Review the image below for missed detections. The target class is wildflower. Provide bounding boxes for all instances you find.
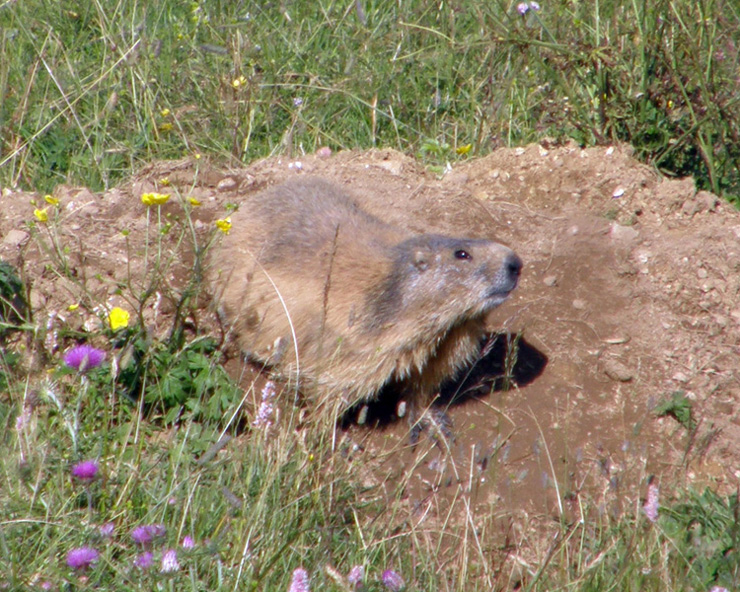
[710,587,730,592]
[159,122,174,132]
[134,551,154,570]
[108,307,130,331]
[160,108,171,117]
[131,524,166,545]
[188,197,202,207]
[348,565,364,589]
[232,75,247,89]
[141,192,171,206]
[66,547,99,570]
[159,177,170,186]
[34,208,49,223]
[194,153,202,160]
[99,522,115,538]
[293,97,304,107]
[643,481,660,522]
[530,1,541,9]
[253,381,277,429]
[160,549,180,573]
[288,568,310,592]
[456,143,472,155]
[181,535,195,549]
[215,217,232,234]
[64,344,106,372]
[71,460,99,482]
[68,303,79,311]
[15,406,31,432]
[44,195,60,206]
[516,2,529,14]
[381,570,405,591]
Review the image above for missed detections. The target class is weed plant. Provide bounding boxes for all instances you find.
[2,0,740,590]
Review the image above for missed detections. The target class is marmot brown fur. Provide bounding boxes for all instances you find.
[211,177,521,420]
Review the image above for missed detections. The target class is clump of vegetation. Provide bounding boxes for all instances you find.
[1,1,739,201]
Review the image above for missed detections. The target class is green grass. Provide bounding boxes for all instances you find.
[2,0,740,589]
[1,0,739,201]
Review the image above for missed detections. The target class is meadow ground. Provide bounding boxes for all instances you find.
[2,0,740,590]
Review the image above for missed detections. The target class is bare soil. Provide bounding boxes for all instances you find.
[2,143,739,528]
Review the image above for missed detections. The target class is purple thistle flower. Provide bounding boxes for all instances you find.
[99,522,115,538]
[181,535,195,549]
[288,567,310,592]
[66,547,99,570]
[348,565,364,589]
[131,524,166,545]
[381,570,405,591]
[63,344,106,372]
[517,2,529,15]
[643,482,660,522]
[71,460,99,482]
[160,549,180,573]
[134,551,154,570]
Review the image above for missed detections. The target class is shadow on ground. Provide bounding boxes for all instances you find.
[340,333,548,429]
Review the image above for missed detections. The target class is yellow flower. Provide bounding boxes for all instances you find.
[68,303,80,311]
[108,307,130,331]
[160,108,171,117]
[159,177,170,186]
[141,192,171,206]
[456,143,472,155]
[194,153,201,160]
[232,75,247,89]
[44,194,60,206]
[34,208,49,222]
[159,122,174,132]
[215,217,232,234]
[188,197,202,207]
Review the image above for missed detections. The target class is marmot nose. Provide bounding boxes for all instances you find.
[505,253,523,281]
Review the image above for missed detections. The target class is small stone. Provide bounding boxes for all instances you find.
[681,199,701,217]
[316,146,332,158]
[672,371,689,383]
[697,268,708,279]
[612,187,625,198]
[216,177,237,192]
[30,291,46,309]
[543,275,558,287]
[2,229,29,247]
[730,309,740,323]
[696,190,718,212]
[604,360,633,382]
[572,299,586,310]
[609,222,639,242]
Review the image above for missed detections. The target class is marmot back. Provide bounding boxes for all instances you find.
[210,177,521,418]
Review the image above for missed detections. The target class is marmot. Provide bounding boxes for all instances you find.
[211,177,521,423]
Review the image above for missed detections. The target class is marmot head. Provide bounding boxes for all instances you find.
[369,235,521,328]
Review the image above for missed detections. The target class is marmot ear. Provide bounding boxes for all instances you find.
[413,250,429,271]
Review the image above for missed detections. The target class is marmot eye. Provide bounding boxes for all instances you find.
[454,249,471,260]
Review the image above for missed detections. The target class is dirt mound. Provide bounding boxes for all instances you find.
[2,143,739,516]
